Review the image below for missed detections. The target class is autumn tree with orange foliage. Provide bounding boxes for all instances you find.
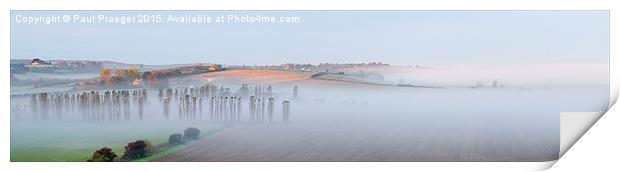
[115,69,127,78]
[100,68,112,80]
[127,66,140,80]
[100,68,113,87]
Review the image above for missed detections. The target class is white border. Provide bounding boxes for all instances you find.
[3,0,618,172]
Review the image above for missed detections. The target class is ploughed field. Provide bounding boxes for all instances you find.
[154,114,557,162]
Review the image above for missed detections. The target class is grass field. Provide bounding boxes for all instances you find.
[11,135,168,162]
[11,122,226,162]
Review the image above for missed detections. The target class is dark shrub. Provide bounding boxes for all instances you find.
[121,140,151,161]
[168,133,183,145]
[183,127,201,141]
[87,147,117,162]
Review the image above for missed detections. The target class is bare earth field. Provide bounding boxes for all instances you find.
[153,123,557,162]
[190,69,398,90]
[193,70,313,84]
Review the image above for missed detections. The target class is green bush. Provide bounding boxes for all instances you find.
[121,140,151,161]
[87,147,117,162]
[168,133,183,145]
[183,127,201,141]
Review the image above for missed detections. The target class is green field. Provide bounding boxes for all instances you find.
[11,122,225,162]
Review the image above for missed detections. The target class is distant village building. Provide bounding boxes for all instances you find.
[30,58,51,65]
[25,58,55,73]
[17,58,103,73]
[132,79,142,87]
[26,58,53,68]
[249,62,389,72]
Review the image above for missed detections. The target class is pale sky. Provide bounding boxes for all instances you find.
[11,11,609,65]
